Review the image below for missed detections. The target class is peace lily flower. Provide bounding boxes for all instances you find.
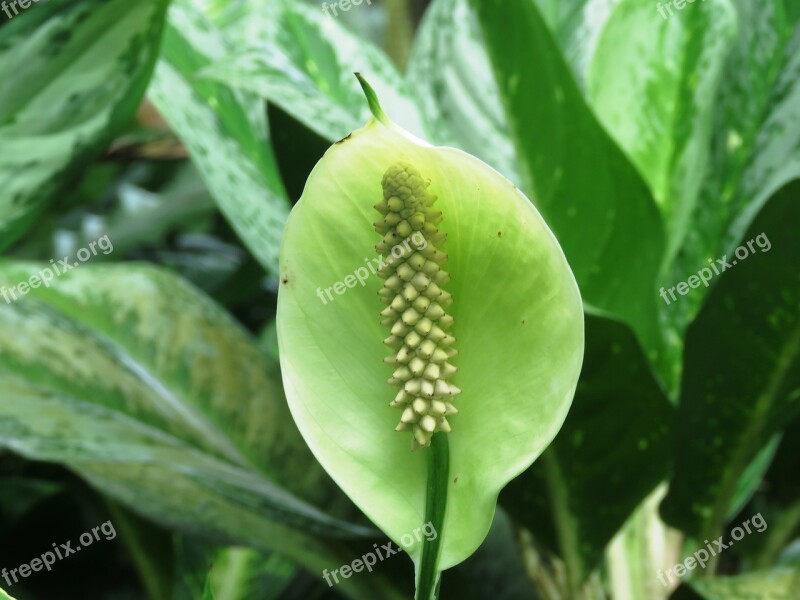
[277,76,583,595]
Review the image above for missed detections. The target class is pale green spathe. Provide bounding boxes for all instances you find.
[278,111,584,569]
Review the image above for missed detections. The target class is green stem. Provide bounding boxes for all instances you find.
[541,451,583,598]
[415,433,449,600]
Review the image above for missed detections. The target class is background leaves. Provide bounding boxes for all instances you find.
[502,313,673,589]
[0,0,169,252]
[469,0,669,384]
[0,0,799,597]
[148,0,291,276]
[0,263,402,600]
[661,179,800,541]
[198,0,429,142]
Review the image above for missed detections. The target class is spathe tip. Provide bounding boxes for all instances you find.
[354,72,390,125]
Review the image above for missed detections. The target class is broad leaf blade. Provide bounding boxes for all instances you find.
[198,0,428,142]
[666,1,800,331]
[173,537,327,600]
[469,0,669,383]
[661,179,800,540]
[586,0,736,259]
[148,0,290,276]
[0,263,399,600]
[406,0,520,183]
[533,0,615,87]
[0,0,169,252]
[605,486,679,600]
[207,548,296,600]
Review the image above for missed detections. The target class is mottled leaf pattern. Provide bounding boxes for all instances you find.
[0,0,169,251]
[0,263,397,600]
[148,0,290,276]
[198,0,428,142]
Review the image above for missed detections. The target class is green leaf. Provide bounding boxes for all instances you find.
[468,0,669,383]
[198,0,428,142]
[0,263,402,600]
[532,0,613,86]
[605,486,678,600]
[203,574,217,600]
[501,313,673,587]
[688,567,800,600]
[175,537,320,600]
[666,1,800,330]
[0,0,169,252]
[586,0,736,261]
[0,588,16,600]
[148,0,291,276]
[173,538,311,600]
[208,548,294,600]
[660,179,800,541]
[278,80,583,575]
[406,0,520,183]
[726,434,781,523]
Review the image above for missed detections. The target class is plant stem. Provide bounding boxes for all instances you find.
[541,451,583,598]
[415,432,449,600]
